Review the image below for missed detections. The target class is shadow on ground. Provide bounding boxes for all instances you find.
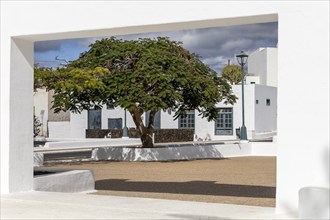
[95,179,276,198]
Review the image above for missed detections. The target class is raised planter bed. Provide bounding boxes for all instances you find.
[33,167,95,193]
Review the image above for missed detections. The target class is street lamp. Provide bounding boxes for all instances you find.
[40,110,45,137]
[122,109,129,139]
[236,51,248,141]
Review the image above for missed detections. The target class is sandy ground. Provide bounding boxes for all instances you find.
[45,156,276,207]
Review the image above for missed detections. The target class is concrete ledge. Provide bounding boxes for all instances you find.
[299,187,330,219]
[43,138,142,149]
[91,142,254,161]
[34,168,95,193]
[33,152,44,167]
[34,140,276,164]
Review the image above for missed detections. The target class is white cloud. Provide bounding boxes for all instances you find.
[34,22,277,73]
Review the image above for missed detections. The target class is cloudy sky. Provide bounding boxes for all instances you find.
[34,22,277,74]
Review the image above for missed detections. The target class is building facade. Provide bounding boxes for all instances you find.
[51,84,275,141]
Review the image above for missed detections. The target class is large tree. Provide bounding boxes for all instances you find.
[37,37,237,147]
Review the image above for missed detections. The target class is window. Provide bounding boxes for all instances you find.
[108,118,122,130]
[215,108,233,135]
[145,111,161,129]
[88,107,102,129]
[179,111,195,128]
[266,99,271,106]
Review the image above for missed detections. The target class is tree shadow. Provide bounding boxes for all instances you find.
[95,179,276,198]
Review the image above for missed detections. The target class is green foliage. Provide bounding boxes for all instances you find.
[67,37,236,119]
[221,65,244,85]
[34,65,51,90]
[36,65,109,113]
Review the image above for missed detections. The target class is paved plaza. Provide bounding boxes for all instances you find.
[45,156,276,207]
[1,156,300,219]
[1,191,297,220]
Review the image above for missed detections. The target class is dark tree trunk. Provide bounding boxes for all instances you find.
[140,129,154,148]
[129,109,156,148]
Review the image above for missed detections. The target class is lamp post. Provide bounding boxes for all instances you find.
[122,109,128,138]
[40,110,45,137]
[236,51,248,141]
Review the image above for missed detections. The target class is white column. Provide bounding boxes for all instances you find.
[276,4,329,214]
[0,38,34,193]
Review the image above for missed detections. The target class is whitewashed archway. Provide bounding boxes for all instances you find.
[1,1,328,216]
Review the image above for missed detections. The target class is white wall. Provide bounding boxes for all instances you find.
[161,111,178,129]
[266,48,278,87]
[102,107,136,129]
[276,4,329,213]
[70,111,88,138]
[48,121,71,139]
[246,75,260,85]
[52,106,179,139]
[69,107,142,138]
[66,88,272,140]
[249,48,268,85]
[33,88,48,136]
[194,112,218,141]
[1,1,329,216]
[248,48,278,87]
[254,85,277,134]
[194,84,276,141]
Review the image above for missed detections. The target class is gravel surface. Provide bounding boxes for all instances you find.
[45,156,276,207]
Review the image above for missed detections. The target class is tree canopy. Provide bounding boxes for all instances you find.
[36,37,237,147]
[221,64,243,85]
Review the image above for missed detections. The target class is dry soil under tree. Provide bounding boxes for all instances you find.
[45,156,276,207]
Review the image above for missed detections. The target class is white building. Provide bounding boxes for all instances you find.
[247,47,278,87]
[42,84,277,141]
[35,47,278,141]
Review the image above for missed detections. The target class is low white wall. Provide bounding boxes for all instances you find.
[43,138,142,150]
[250,142,277,156]
[252,131,277,139]
[33,168,95,193]
[91,141,276,162]
[33,153,44,167]
[215,143,253,157]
